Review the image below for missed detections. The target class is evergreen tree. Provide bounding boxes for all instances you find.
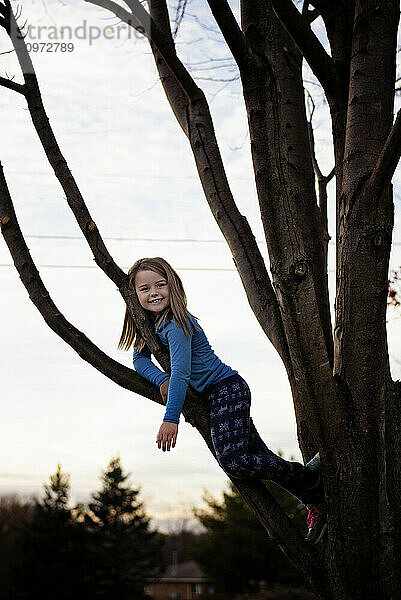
[82,455,165,599]
[190,479,307,596]
[10,464,86,600]
[0,496,33,600]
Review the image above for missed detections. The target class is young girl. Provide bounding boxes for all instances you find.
[118,257,326,544]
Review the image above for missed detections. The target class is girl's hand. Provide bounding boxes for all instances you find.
[159,378,170,405]
[156,421,178,452]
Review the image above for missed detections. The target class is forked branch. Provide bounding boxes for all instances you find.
[306,93,335,233]
[0,75,25,95]
[205,0,253,70]
[301,1,319,23]
[85,0,202,102]
[369,108,401,197]
[0,166,315,580]
[0,164,157,403]
[2,1,174,366]
[272,0,341,102]
[2,3,126,288]
[146,0,189,134]
[87,0,292,373]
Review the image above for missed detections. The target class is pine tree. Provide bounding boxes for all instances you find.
[10,464,86,600]
[190,479,309,596]
[82,455,164,599]
[0,496,33,600]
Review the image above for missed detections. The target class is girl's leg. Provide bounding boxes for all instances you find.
[209,375,322,505]
[248,417,273,456]
[249,418,323,503]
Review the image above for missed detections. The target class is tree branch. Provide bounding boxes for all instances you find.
[195,426,319,582]
[233,479,319,587]
[307,116,335,231]
[369,108,401,197]
[271,0,341,101]
[307,121,323,181]
[2,0,289,426]
[302,2,320,25]
[307,0,329,13]
[0,1,7,17]
[0,76,25,95]
[1,1,172,375]
[306,8,320,24]
[85,0,202,103]
[0,162,320,580]
[326,166,335,183]
[148,0,189,135]
[0,164,158,403]
[240,1,337,452]
[0,159,215,435]
[187,99,293,372]
[302,1,310,15]
[205,0,253,71]
[305,99,333,328]
[87,0,293,373]
[2,4,125,287]
[85,0,143,32]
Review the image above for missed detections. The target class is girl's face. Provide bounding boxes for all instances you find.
[134,269,170,315]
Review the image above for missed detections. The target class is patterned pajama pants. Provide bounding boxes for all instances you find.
[207,374,323,505]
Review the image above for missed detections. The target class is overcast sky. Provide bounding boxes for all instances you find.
[1,0,400,532]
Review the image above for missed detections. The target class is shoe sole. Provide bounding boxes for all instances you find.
[312,522,328,544]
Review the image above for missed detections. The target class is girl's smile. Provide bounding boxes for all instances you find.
[135,270,170,315]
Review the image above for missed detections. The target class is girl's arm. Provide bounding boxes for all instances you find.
[163,322,192,424]
[133,346,169,388]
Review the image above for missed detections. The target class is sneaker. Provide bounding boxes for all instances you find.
[305,504,327,544]
[306,452,321,473]
[304,453,324,504]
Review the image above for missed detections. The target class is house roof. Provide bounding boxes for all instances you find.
[147,560,210,583]
[164,560,206,579]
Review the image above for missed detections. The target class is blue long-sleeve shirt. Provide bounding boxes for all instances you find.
[132,315,237,424]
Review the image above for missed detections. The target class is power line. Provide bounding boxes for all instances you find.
[4,170,254,181]
[10,263,401,275]
[25,234,229,243]
[1,262,400,273]
[1,261,400,273]
[0,263,237,272]
[1,235,401,272]
[19,234,401,246]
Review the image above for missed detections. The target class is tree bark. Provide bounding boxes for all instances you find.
[240,1,337,459]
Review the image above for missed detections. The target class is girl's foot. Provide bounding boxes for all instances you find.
[305,451,324,504]
[306,452,321,473]
[305,503,327,544]
[305,453,326,537]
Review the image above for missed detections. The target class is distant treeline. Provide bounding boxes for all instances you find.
[0,456,314,599]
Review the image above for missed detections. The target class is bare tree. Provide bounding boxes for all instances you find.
[1,1,401,598]
[388,267,401,308]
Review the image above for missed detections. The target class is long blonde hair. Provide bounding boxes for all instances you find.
[118,257,199,351]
